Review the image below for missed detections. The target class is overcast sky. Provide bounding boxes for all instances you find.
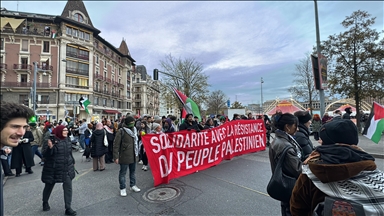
[2,1,383,105]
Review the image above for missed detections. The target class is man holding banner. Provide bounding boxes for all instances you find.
[179,114,201,132]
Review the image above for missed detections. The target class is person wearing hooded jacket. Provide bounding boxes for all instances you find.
[163,118,175,133]
[90,123,108,171]
[293,111,314,161]
[268,113,302,216]
[290,119,382,216]
[113,115,141,197]
[41,125,77,215]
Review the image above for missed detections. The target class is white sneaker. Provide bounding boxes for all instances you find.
[79,149,84,153]
[120,188,127,197]
[143,165,148,171]
[130,185,141,192]
[138,160,143,164]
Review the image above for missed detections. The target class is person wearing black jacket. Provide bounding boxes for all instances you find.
[41,125,77,215]
[293,111,314,161]
[11,125,35,176]
[90,123,108,171]
[179,114,202,131]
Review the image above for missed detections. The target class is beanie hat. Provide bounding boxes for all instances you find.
[152,123,161,130]
[124,115,135,125]
[295,111,312,124]
[29,122,37,127]
[319,119,358,145]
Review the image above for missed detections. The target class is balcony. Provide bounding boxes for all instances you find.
[1,27,45,36]
[111,92,119,97]
[66,67,89,76]
[13,64,32,71]
[118,83,124,88]
[37,64,53,71]
[94,88,103,94]
[105,78,111,83]
[65,83,89,89]
[103,90,109,95]
[112,81,118,87]
[0,63,7,70]
[0,82,53,88]
[66,51,89,60]
[94,74,104,80]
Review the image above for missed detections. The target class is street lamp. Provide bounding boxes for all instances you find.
[260,77,264,114]
[32,62,50,115]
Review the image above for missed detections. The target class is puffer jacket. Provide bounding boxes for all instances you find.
[269,129,302,179]
[294,124,314,161]
[41,136,75,184]
[90,129,108,157]
[113,126,138,165]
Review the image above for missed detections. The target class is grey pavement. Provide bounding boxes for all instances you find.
[2,133,383,216]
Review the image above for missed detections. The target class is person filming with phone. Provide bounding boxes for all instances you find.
[41,125,77,215]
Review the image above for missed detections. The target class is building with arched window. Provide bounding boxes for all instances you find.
[0,0,137,122]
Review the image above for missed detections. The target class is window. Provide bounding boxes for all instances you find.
[73,29,78,37]
[43,41,49,53]
[118,68,121,76]
[118,78,121,84]
[74,13,84,22]
[94,96,98,105]
[104,71,107,78]
[22,39,28,51]
[66,27,72,35]
[0,38,4,50]
[79,31,84,39]
[21,74,28,83]
[84,32,90,40]
[95,82,99,91]
[19,94,29,105]
[112,100,115,107]
[136,78,139,83]
[127,102,131,109]
[96,55,99,64]
[65,76,89,88]
[44,26,50,36]
[41,95,49,104]
[104,60,106,68]
[21,57,28,69]
[103,84,107,91]
[103,98,107,106]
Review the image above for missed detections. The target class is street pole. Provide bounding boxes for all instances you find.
[33,62,37,115]
[261,77,264,114]
[314,0,325,117]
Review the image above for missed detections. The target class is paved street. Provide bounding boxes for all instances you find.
[3,134,383,216]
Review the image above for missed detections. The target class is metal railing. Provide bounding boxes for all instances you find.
[66,51,89,60]
[66,67,89,76]
[65,84,89,89]
[1,82,53,88]
[0,63,7,69]
[94,74,104,80]
[13,64,32,70]
[37,65,53,71]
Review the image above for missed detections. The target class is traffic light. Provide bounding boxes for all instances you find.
[153,69,159,80]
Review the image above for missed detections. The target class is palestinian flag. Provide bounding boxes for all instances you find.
[363,102,384,144]
[79,97,91,114]
[172,87,201,121]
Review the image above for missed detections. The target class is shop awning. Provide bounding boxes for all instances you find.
[40,56,50,63]
[103,109,121,114]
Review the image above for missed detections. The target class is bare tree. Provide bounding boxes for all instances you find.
[288,54,318,115]
[159,54,210,109]
[206,90,227,115]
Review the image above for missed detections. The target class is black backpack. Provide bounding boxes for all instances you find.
[313,196,365,216]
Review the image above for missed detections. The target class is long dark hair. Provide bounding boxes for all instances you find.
[273,113,298,131]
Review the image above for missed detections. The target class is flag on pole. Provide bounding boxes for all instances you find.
[363,102,384,144]
[79,97,91,114]
[172,87,201,121]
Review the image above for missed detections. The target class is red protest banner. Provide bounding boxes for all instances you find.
[141,120,266,186]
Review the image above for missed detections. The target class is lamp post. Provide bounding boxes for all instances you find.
[261,77,264,114]
[32,62,37,114]
[314,0,325,117]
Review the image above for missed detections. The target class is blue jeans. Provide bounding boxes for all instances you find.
[79,134,85,150]
[31,145,43,160]
[119,163,136,189]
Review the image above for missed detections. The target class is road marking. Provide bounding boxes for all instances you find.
[74,168,93,181]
